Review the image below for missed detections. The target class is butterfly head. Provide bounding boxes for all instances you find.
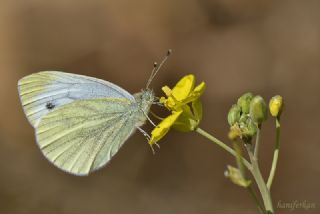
[136,88,155,111]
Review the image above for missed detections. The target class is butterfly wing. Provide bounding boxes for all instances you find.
[36,98,137,175]
[18,71,134,128]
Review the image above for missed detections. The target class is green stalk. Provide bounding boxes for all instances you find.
[232,142,246,177]
[248,186,266,214]
[195,127,251,170]
[267,118,281,189]
[234,142,266,214]
[247,143,274,213]
[254,126,261,160]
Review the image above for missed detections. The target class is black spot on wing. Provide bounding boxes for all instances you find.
[46,102,55,110]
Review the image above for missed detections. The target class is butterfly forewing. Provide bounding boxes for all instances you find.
[36,98,137,175]
[18,71,134,127]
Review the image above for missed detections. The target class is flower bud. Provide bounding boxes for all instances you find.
[239,113,249,125]
[227,104,241,126]
[241,119,257,138]
[228,125,241,140]
[237,92,253,114]
[269,95,283,117]
[250,96,267,124]
[225,165,251,188]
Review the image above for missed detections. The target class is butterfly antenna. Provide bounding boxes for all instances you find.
[146,49,172,88]
[146,62,158,88]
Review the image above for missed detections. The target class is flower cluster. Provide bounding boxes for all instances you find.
[227,93,283,142]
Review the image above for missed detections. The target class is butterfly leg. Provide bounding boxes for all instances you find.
[136,126,151,140]
[136,126,160,154]
[153,102,164,107]
[152,97,164,106]
[142,111,157,127]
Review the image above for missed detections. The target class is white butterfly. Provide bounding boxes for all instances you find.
[18,51,171,176]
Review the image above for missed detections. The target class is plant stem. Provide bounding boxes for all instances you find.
[254,126,261,160]
[195,127,252,171]
[246,145,274,213]
[248,186,266,214]
[267,118,281,189]
[232,142,266,213]
[232,142,246,177]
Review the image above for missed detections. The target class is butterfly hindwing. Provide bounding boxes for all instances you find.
[18,71,134,128]
[36,98,137,175]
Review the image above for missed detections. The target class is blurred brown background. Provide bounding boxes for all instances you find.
[1,0,319,213]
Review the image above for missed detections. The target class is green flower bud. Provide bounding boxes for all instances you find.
[269,95,283,117]
[237,92,253,114]
[237,115,257,143]
[250,96,267,124]
[241,119,257,138]
[227,104,241,126]
[239,113,249,125]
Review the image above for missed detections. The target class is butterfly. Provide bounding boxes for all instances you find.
[18,50,171,176]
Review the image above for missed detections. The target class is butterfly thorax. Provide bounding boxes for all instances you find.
[133,89,154,126]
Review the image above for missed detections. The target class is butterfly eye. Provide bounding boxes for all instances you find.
[46,102,55,110]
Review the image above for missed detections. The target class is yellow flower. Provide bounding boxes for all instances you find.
[160,74,206,111]
[148,74,206,146]
[160,74,205,132]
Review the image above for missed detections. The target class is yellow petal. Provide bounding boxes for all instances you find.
[148,111,182,145]
[193,81,206,96]
[189,82,206,100]
[180,81,206,105]
[171,74,195,101]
